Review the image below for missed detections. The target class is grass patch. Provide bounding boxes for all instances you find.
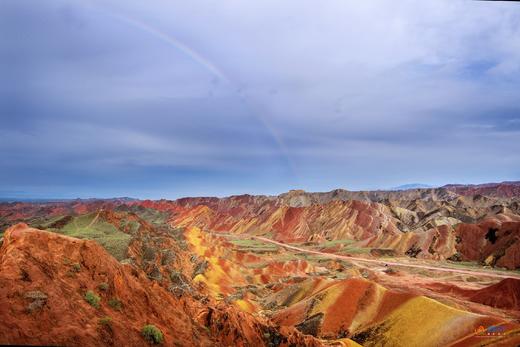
[443,260,520,274]
[99,316,112,326]
[108,298,122,311]
[119,219,141,234]
[117,205,170,226]
[317,239,357,248]
[338,247,371,255]
[272,253,300,262]
[85,290,101,309]
[238,246,278,253]
[74,213,98,228]
[300,254,332,262]
[229,239,265,247]
[229,238,279,253]
[58,215,131,261]
[445,260,481,268]
[246,262,270,269]
[142,324,164,344]
[37,215,67,228]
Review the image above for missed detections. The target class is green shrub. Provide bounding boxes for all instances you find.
[108,298,122,311]
[142,324,164,344]
[71,263,81,272]
[84,290,101,309]
[99,316,112,326]
[98,282,109,291]
[142,245,156,262]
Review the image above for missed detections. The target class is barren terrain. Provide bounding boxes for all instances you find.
[1,181,519,346]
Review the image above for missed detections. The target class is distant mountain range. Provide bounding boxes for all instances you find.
[1,179,520,346]
[391,183,435,190]
[0,197,138,203]
[2,181,519,201]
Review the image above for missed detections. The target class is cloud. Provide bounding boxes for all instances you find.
[1,0,519,197]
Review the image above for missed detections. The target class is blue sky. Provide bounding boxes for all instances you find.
[1,0,520,199]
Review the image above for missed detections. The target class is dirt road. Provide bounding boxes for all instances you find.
[253,236,520,280]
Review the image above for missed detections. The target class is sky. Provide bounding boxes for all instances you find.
[1,0,520,199]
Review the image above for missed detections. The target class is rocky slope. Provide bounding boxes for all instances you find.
[1,181,520,346]
[1,182,519,270]
[165,185,520,269]
[269,277,520,346]
[444,181,520,199]
[0,223,323,347]
[426,278,520,312]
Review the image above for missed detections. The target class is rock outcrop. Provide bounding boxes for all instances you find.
[0,224,323,347]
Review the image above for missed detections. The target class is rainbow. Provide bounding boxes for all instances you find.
[112,14,229,84]
[93,6,298,181]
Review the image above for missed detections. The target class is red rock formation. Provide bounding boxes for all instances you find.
[0,224,323,347]
[1,181,519,270]
[0,223,214,346]
[425,278,520,312]
[172,199,401,243]
[468,278,520,311]
[455,220,520,269]
[444,181,520,198]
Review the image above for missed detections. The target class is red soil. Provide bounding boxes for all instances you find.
[456,220,520,269]
[271,278,422,339]
[468,278,520,311]
[0,224,206,346]
[424,277,520,312]
[0,224,323,347]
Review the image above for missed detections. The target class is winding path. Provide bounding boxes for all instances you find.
[253,236,520,280]
[86,209,102,228]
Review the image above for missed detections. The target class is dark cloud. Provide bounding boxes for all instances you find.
[1,0,519,198]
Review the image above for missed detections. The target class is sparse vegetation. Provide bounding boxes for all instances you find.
[117,205,169,226]
[84,290,101,309]
[98,282,109,291]
[57,213,132,261]
[26,299,46,313]
[99,316,112,326]
[160,249,175,265]
[108,298,122,311]
[24,291,48,300]
[316,239,357,248]
[192,259,209,278]
[169,270,186,284]
[142,324,164,344]
[338,247,370,255]
[24,290,48,313]
[29,215,69,230]
[71,263,81,272]
[142,245,156,262]
[119,219,141,234]
[148,265,163,281]
[299,253,331,262]
[229,238,279,253]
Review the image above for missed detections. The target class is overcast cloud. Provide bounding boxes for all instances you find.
[1,0,519,198]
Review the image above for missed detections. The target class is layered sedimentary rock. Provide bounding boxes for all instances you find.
[0,224,322,347]
[1,183,520,346]
[2,182,519,269]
